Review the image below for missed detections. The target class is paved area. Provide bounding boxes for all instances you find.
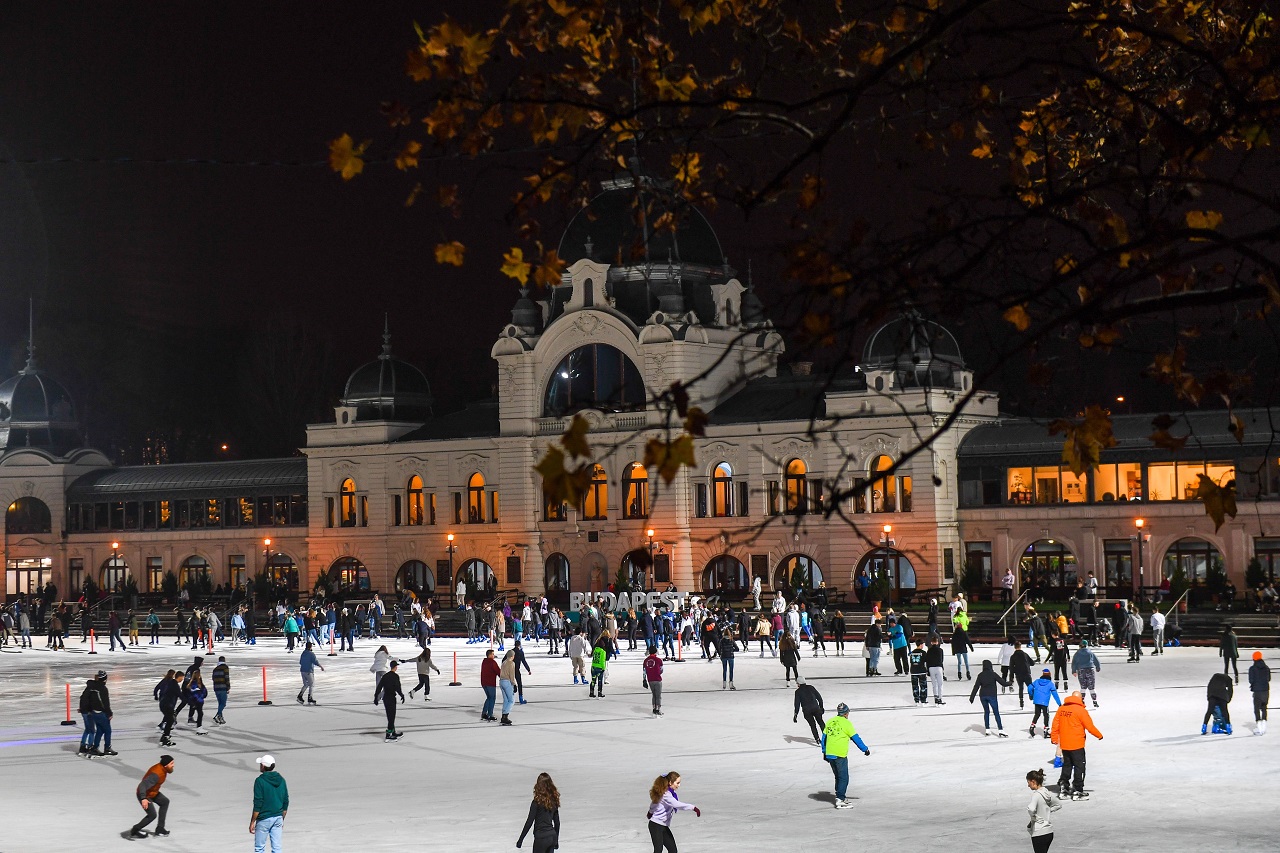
[0,633,1274,851]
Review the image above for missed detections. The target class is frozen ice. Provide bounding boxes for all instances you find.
[1,635,1273,851]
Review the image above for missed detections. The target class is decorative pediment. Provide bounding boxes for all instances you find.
[771,438,813,470]
[858,434,904,466]
[455,454,491,482]
[329,460,359,488]
[394,457,429,481]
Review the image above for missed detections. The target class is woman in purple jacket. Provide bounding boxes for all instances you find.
[646,771,699,853]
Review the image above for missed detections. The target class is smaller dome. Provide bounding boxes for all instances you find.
[0,362,81,454]
[341,324,432,423]
[862,313,964,389]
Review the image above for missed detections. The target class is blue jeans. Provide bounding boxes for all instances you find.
[956,652,970,676]
[980,695,1003,730]
[91,711,111,749]
[721,657,735,682]
[215,688,228,717]
[500,679,515,714]
[827,755,849,800]
[482,685,496,717]
[80,712,96,749]
[253,814,284,853]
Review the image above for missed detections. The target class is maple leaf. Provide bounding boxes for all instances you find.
[1185,210,1224,231]
[533,248,566,288]
[328,134,368,181]
[684,406,709,438]
[1148,413,1188,451]
[1049,405,1116,476]
[500,247,532,284]
[395,140,422,171]
[457,31,495,75]
[672,151,701,186]
[434,241,466,266]
[405,47,432,82]
[1002,305,1031,331]
[643,435,697,485]
[560,414,591,460]
[535,445,593,508]
[1194,474,1237,531]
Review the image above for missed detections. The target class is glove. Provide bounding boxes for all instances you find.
[863,749,871,756]
[693,807,701,817]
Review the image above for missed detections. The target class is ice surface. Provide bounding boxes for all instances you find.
[1,635,1274,851]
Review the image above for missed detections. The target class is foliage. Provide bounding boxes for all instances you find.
[1195,475,1238,531]
[960,555,985,597]
[613,565,632,593]
[161,570,178,596]
[82,575,99,600]
[252,570,272,599]
[123,575,138,598]
[1168,564,1190,605]
[1246,557,1267,590]
[868,572,893,606]
[184,570,213,597]
[1205,558,1228,595]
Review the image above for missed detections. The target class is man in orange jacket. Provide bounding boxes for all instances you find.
[1051,691,1103,800]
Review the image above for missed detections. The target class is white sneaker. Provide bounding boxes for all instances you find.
[834,799,855,809]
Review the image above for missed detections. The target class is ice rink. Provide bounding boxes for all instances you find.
[1,631,1274,852]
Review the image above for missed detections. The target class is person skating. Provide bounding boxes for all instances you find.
[1203,671,1234,734]
[1248,651,1270,735]
[888,617,909,674]
[1050,691,1103,799]
[755,612,774,657]
[951,624,974,680]
[1028,669,1062,738]
[926,636,947,704]
[908,640,929,704]
[480,648,500,721]
[832,610,847,655]
[1125,607,1143,662]
[77,678,98,756]
[864,620,882,676]
[130,754,175,838]
[998,638,1016,691]
[568,629,590,685]
[1027,608,1047,663]
[643,644,665,715]
[589,635,608,698]
[1025,768,1062,853]
[1050,632,1071,690]
[793,676,825,743]
[155,670,182,746]
[146,609,161,645]
[85,669,117,756]
[374,659,406,739]
[646,772,699,852]
[128,609,141,646]
[187,670,209,734]
[249,754,288,853]
[516,772,561,852]
[1150,608,1166,655]
[513,639,532,703]
[407,648,440,700]
[821,703,871,809]
[1070,640,1102,708]
[297,642,323,705]
[177,656,204,724]
[969,660,1011,736]
[719,629,739,689]
[1220,625,1240,683]
[212,656,230,725]
[779,632,801,685]
[498,650,518,724]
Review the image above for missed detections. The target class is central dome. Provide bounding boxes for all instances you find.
[0,360,81,454]
[341,326,432,423]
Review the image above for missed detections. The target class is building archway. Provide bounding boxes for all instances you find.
[1019,539,1077,601]
[266,553,298,591]
[178,555,211,593]
[702,555,748,592]
[1161,537,1222,605]
[6,497,51,534]
[545,553,570,605]
[621,548,652,590]
[395,559,435,596]
[776,554,824,592]
[855,548,917,603]
[100,555,129,593]
[328,557,369,592]
[457,558,496,599]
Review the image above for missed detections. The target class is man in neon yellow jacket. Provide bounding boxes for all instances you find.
[821,703,870,810]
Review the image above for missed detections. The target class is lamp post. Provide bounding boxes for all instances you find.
[880,524,894,603]
[261,538,272,596]
[646,528,657,591]
[446,533,457,606]
[1134,518,1145,602]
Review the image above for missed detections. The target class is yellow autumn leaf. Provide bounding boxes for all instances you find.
[1002,305,1031,331]
[328,134,368,181]
[1185,210,1223,230]
[643,435,697,485]
[672,151,701,186]
[434,241,466,266]
[500,247,532,284]
[533,248,566,288]
[534,445,593,508]
[395,140,422,171]
[560,414,592,459]
[1049,405,1116,476]
[1195,474,1237,531]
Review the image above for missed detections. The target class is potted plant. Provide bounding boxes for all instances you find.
[161,570,178,601]
[960,555,985,602]
[868,572,892,611]
[123,575,139,609]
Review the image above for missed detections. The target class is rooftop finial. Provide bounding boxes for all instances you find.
[380,314,392,359]
[22,296,36,373]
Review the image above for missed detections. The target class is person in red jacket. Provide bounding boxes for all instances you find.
[480,649,501,722]
[1050,692,1103,800]
[131,754,175,838]
[644,645,664,716]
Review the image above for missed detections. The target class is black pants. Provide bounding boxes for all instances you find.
[1223,656,1239,678]
[1203,699,1230,725]
[531,831,557,853]
[893,647,909,674]
[803,709,825,742]
[1032,704,1051,728]
[783,663,798,681]
[1031,833,1054,853]
[1255,691,1269,721]
[514,668,525,698]
[911,673,928,702]
[1128,634,1142,659]
[191,704,203,727]
[150,625,160,642]
[648,821,677,853]
[1016,678,1032,704]
[1053,657,1068,683]
[1059,748,1086,793]
[384,699,398,733]
[133,792,168,833]
[833,632,844,653]
[160,703,176,739]
[411,674,431,696]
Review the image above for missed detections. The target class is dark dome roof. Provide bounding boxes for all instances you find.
[0,360,81,454]
[341,327,432,423]
[557,176,725,270]
[862,313,964,369]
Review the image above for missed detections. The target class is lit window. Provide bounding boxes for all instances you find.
[543,344,645,417]
[468,473,486,523]
[340,478,357,527]
[407,476,425,526]
[623,462,648,519]
[712,462,734,517]
[870,455,896,512]
[582,465,608,520]
[785,459,807,514]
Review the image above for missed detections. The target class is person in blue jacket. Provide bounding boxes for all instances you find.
[888,618,909,675]
[1028,668,1062,738]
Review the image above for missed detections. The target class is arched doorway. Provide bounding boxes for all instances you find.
[545,553,570,605]
[1019,540,1077,601]
[395,560,435,596]
[266,553,299,591]
[179,556,210,594]
[100,555,129,593]
[457,558,496,599]
[856,548,917,604]
[328,557,369,592]
[776,554,824,593]
[702,555,748,592]
[621,548,652,590]
[6,497,51,534]
[1162,537,1222,606]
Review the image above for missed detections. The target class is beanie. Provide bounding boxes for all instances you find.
[1254,651,1264,661]
[160,754,174,766]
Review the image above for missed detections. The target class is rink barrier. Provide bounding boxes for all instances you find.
[328,633,337,657]
[258,665,272,705]
[60,683,77,726]
[448,651,461,686]
[673,635,685,662]
[88,628,97,655]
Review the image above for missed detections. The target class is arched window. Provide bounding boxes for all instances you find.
[870,455,897,513]
[407,476,425,526]
[266,553,298,590]
[1162,537,1221,585]
[855,548,916,603]
[621,548,654,589]
[784,459,807,514]
[101,555,129,592]
[468,473,486,523]
[702,555,748,592]
[179,556,211,591]
[328,557,369,592]
[543,343,645,417]
[545,553,571,594]
[582,464,608,520]
[396,560,435,594]
[777,554,824,591]
[6,497,51,534]
[623,462,648,519]
[458,559,496,597]
[340,478,357,527]
[712,462,734,517]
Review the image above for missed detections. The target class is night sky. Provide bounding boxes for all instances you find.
[0,4,1252,464]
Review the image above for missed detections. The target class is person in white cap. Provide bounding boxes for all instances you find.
[250,754,288,853]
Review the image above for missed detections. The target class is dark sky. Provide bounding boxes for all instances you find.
[0,4,1252,463]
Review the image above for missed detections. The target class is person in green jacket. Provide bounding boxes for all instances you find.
[589,637,608,698]
[250,754,288,853]
[820,703,871,810]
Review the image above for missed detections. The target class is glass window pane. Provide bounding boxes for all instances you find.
[1147,462,1175,501]
[1008,467,1032,503]
[1033,467,1059,503]
[1060,468,1086,503]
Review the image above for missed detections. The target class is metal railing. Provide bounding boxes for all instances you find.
[1166,588,1191,627]
[998,591,1029,638]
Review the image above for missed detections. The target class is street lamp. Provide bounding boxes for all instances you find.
[646,528,657,590]
[446,533,457,606]
[262,538,273,593]
[879,524,894,602]
[1134,518,1145,601]
[110,541,121,596]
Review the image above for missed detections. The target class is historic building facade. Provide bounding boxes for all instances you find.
[4,178,1277,605]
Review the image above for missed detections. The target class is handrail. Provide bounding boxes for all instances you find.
[1166,588,1191,627]
[998,591,1029,638]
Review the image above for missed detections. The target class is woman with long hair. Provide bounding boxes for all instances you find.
[832,610,846,656]
[779,632,801,685]
[499,649,517,725]
[1025,768,1061,852]
[516,772,561,852]
[408,647,440,700]
[647,771,699,853]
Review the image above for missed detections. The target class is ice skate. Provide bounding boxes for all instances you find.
[996,730,1009,738]
[834,799,855,809]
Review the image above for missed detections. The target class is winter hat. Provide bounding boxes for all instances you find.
[1042,669,1051,674]
[1079,640,1089,647]
[796,676,806,685]
[96,670,107,680]
[836,703,850,715]
[160,754,174,766]
[1254,651,1264,661]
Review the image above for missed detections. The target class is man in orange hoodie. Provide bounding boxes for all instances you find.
[131,754,175,838]
[1051,691,1103,800]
